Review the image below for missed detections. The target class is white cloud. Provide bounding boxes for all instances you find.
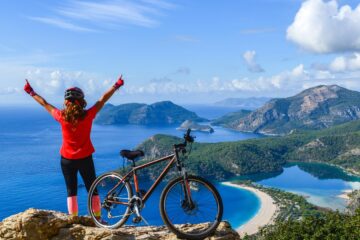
[243,50,265,73]
[29,17,95,32]
[30,0,176,32]
[287,0,360,53]
[0,87,20,95]
[24,68,110,100]
[329,53,360,72]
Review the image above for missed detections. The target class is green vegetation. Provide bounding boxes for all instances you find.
[134,134,286,180]
[211,109,251,126]
[131,119,360,180]
[252,208,360,240]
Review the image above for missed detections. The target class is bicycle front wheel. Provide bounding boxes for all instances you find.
[88,172,133,229]
[160,175,223,240]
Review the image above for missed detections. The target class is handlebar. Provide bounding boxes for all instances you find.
[174,128,195,150]
[184,128,194,143]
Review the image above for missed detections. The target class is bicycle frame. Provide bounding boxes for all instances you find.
[106,152,182,205]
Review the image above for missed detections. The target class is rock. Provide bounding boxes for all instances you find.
[177,120,214,133]
[0,209,240,240]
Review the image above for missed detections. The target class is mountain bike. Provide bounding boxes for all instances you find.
[87,129,223,240]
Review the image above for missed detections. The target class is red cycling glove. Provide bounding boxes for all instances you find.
[24,79,36,96]
[113,75,124,90]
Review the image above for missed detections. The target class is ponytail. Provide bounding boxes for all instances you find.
[61,99,87,126]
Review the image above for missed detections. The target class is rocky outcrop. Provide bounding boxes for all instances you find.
[220,85,360,135]
[177,120,214,133]
[0,209,240,240]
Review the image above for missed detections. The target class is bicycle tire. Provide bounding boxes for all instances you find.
[160,175,223,240]
[88,171,133,229]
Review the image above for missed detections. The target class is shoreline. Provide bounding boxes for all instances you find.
[337,189,353,200]
[222,182,278,237]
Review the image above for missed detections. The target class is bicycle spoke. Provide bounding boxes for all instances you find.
[161,176,222,239]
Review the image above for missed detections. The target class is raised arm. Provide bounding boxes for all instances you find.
[24,79,56,114]
[94,75,124,112]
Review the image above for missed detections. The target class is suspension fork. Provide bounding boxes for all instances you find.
[175,148,194,208]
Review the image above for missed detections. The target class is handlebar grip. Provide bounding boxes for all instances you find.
[186,128,191,136]
[184,128,194,143]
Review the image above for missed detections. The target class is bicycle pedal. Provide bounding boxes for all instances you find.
[132,216,142,223]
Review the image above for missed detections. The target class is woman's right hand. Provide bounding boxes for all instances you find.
[24,79,36,96]
[113,75,124,90]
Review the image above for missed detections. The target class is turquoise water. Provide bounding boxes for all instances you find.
[250,162,360,210]
[0,106,261,228]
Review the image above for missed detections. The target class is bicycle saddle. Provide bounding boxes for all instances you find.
[120,149,144,160]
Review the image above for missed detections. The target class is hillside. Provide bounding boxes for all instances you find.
[212,110,251,126]
[217,85,360,135]
[95,101,207,125]
[255,208,360,240]
[132,119,360,180]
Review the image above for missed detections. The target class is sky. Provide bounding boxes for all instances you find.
[1,0,360,106]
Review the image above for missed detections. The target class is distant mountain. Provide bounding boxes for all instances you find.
[214,97,270,109]
[219,85,360,135]
[95,101,207,125]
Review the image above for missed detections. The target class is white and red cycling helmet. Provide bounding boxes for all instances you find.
[64,87,84,101]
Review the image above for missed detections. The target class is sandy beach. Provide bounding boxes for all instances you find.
[222,182,278,237]
[337,189,353,200]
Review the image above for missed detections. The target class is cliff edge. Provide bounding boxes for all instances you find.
[0,209,240,240]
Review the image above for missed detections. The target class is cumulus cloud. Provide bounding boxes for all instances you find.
[329,53,360,72]
[25,68,110,99]
[243,51,265,73]
[287,0,360,53]
[0,87,20,95]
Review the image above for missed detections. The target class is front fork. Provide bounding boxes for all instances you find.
[175,150,194,209]
[182,171,195,209]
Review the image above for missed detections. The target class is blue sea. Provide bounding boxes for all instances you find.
[0,105,261,228]
[1,105,360,227]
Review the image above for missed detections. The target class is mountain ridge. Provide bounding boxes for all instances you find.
[216,85,360,135]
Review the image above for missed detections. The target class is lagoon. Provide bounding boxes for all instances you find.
[241,162,360,211]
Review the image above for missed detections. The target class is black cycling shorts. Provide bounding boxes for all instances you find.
[60,155,97,197]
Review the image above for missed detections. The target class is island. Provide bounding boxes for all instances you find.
[95,101,207,125]
[177,120,214,133]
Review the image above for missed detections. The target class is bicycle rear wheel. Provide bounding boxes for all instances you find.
[160,175,223,240]
[88,172,133,229]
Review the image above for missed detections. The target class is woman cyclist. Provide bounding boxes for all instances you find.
[23,76,124,217]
